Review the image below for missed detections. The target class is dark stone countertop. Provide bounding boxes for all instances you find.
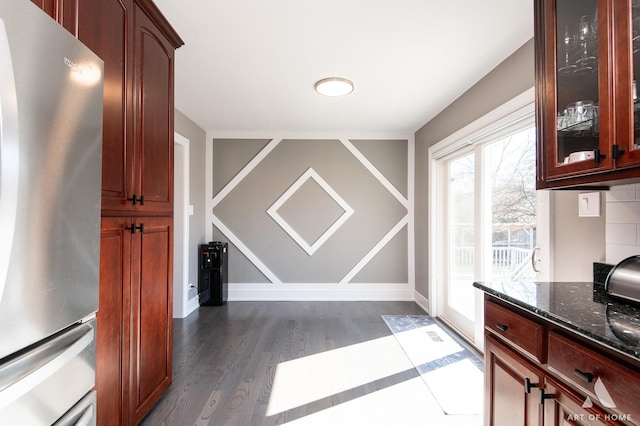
[473,280,640,362]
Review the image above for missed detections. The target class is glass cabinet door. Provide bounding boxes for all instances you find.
[538,0,613,180]
[614,0,640,167]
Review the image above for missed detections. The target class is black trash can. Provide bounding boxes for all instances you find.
[198,242,228,306]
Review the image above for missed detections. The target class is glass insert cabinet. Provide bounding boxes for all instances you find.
[536,0,640,188]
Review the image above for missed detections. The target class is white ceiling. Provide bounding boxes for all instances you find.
[153,0,534,135]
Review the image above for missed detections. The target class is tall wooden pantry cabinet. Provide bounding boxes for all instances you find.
[30,0,184,424]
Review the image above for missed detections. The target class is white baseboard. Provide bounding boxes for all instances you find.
[228,283,415,301]
[413,290,430,314]
[185,296,199,317]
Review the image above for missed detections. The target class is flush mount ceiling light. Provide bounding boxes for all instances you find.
[314,77,354,97]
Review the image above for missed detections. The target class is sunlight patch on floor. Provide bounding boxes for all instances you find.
[392,323,465,367]
[422,359,484,415]
[280,376,481,426]
[266,335,414,416]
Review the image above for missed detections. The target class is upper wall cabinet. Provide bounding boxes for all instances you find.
[536,0,640,188]
[79,0,183,215]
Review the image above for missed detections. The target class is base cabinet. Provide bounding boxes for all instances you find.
[485,335,543,426]
[483,295,636,426]
[128,217,173,425]
[99,217,173,425]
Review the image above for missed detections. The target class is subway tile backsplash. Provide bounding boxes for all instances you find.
[606,184,640,263]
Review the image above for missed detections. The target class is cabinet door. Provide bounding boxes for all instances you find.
[614,0,640,168]
[79,0,135,214]
[98,217,131,426]
[129,216,173,424]
[543,377,615,426]
[536,0,614,185]
[485,335,543,426]
[131,3,175,214]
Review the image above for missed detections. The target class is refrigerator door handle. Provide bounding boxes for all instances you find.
[0,323,94,411]
[53,390,97,426]
[0,17,19,304]
[74,403,95,426]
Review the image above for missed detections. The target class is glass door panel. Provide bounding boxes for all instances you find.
[485,127,538,282]
[445,152,475,332]
[555,0,600,166]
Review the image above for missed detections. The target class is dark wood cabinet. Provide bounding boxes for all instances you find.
[78,0,182,424]
[130,2,177,214]
[79,0,181,215]
[98,217,129,425]
[128,217,173,425]
[99,217,173,425]
[535,0,640,188]
[485,335,543,426]
[482,295,636,425]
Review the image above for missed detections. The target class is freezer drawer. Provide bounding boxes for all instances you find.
[0,319,96,424]
[55,391,97,426]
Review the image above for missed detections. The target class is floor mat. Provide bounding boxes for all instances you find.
[382,315,483,415]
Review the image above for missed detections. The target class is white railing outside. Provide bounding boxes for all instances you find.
[452,246,532,278]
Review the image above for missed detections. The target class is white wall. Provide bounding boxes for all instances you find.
[551,191,605,281]
[606,184,640,264]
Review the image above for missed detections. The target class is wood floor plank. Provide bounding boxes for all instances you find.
[140,301,429,425]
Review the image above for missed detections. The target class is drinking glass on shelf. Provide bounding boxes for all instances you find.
[558,25,576,74]
[575,15,597,73]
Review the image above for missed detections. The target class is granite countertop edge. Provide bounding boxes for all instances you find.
[473,281,640,362]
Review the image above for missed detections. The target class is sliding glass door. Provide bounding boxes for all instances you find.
[436,123,543,345]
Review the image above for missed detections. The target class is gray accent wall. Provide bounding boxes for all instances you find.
[211,138,410,293]
[175,109,207,303]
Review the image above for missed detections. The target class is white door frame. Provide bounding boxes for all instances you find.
[173,132,193,318]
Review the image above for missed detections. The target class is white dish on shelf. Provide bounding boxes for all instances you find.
[568,150,595,163]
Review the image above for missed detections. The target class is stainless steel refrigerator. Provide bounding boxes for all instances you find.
[0,0,103,423]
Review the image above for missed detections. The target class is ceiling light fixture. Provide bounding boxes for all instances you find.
[314,77,354,97]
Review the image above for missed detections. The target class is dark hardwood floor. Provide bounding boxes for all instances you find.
[139,301,472,426]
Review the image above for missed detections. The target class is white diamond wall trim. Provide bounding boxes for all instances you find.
[206,133,415,301]
[267,167,355,256]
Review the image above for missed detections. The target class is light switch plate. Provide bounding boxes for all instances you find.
[578,192,600,217]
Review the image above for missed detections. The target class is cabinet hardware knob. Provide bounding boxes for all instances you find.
[127,194,144,205]
[126,223,144,234]
[612,144,626,160]
[525,378,539,394]
[495,323,509,332]
[573,369,595,383]
[594,149,607,164]
[539,389,554,405]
